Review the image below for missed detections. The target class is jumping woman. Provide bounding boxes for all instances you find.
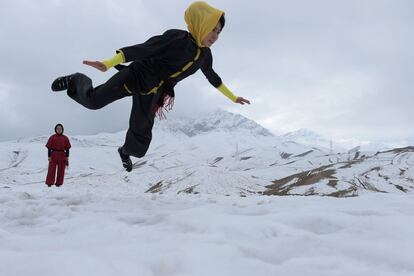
[51,1,250,172]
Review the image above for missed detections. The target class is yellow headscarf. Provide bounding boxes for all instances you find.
[184,1,224,47]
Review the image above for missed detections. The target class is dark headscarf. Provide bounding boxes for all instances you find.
[54,123,64,135]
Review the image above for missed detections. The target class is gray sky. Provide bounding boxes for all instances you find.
[0,0,413,144]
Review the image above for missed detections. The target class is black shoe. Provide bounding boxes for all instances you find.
[51,74,74,91]
[118,147,132,172]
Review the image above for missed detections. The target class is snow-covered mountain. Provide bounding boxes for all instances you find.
[1,109,413,197]
[282,128,325,143]
[281,128,396,152]
[156,109,274,137]
[2,109,414,276]
[281,128,336,151]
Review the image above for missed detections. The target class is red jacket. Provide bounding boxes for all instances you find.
[46,134,71,161]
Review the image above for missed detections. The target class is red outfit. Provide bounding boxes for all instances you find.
[45,133,71,186]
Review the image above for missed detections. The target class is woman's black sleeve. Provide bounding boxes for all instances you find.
[201,49,222,88]
[118,29,183,62]
[114,64,128,71]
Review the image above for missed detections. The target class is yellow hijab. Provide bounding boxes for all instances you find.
[184,1,224,47]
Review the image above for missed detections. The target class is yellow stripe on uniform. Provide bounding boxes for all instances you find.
[140,80,165,95]
[141,48,201,95]
[169,48,201,79]
[123,84,133,94]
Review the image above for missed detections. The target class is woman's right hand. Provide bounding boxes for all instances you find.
[48,157,51,162]
[83,60,108,72]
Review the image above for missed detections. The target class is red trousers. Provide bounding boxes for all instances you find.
[46,160,66,186]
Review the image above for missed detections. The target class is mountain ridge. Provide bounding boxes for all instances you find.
[1,110,413,197]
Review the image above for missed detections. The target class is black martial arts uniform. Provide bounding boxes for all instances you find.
[67,29,223,158]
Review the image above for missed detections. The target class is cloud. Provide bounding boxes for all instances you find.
[0,0,413,144]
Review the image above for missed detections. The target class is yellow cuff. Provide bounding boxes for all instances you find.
[102,52,125,70]
[217,83,238,102]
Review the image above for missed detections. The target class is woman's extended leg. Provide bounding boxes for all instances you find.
[116,92,158,171]
[56,67,134,109]
[121,93,156,158]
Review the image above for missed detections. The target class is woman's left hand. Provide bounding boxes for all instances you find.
[235,97,251,105]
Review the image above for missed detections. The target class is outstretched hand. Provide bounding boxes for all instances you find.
[83,60,107,72]
[235,97,251,105]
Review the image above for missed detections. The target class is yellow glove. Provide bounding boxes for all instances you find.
[217,83,238,102]
[102,52,125,70]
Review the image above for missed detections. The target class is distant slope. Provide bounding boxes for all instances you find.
[1,110,413,197]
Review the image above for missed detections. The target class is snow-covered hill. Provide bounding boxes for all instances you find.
[1,110,413,197]
[281,128,330,149]
[155,109,274,137]
[281,128,396,152]
[1,110,414,276]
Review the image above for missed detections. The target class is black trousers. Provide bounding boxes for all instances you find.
[67,68,157,158]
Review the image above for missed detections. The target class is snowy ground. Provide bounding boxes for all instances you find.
[1,180,414,276]
[1,113,414,275]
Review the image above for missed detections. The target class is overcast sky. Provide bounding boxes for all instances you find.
[0,0,413,144]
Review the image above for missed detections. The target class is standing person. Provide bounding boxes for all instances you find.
[51,1,250,172]
[45,124,71,187]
